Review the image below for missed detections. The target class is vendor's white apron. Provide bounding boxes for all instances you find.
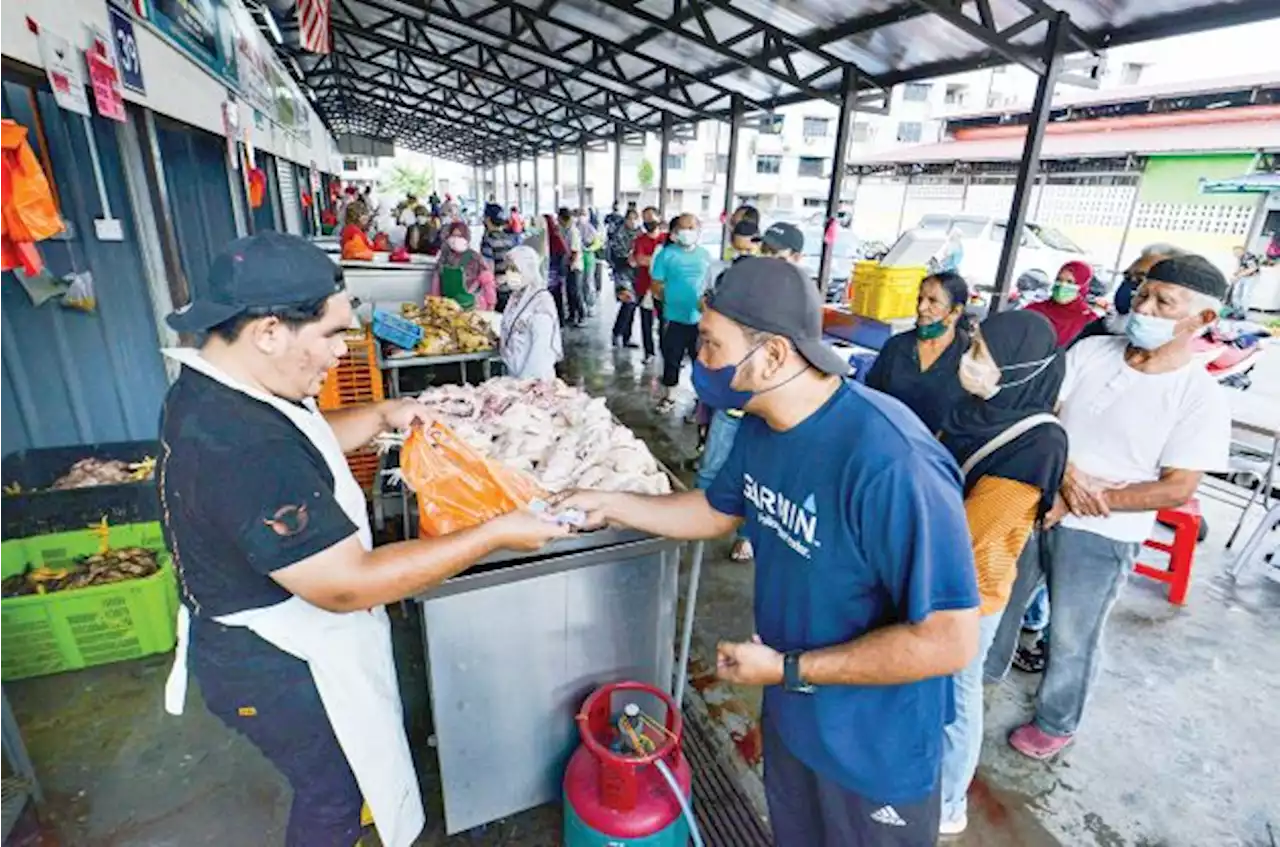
[161,348,424,847]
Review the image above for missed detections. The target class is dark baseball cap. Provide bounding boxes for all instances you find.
[1146,254,1228,301]
[706,257,849,376]
[732,219,760,239]
[761,222,804,254]
[166,232,345,333]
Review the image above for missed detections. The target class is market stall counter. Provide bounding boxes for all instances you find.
[414,527,695,834]
[338,257,438,322]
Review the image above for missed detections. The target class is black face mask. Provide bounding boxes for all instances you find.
[643,221,659,232]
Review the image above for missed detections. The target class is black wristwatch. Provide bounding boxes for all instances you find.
[783,650,816,695]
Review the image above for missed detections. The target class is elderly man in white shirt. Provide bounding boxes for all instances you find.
[985,253,1232,760]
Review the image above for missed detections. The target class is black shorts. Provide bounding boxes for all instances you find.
[763,715,941,847]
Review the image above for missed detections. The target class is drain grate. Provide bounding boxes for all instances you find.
[686,715,772,847]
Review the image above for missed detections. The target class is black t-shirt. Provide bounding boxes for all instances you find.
[158,369,357,621]
[863,330,969,434]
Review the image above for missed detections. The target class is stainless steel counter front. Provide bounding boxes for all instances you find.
[416,533,683,834]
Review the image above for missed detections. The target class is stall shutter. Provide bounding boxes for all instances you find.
[277,158,302,235]
[252,152,280,233]
[153,119,238,298]
[1,79,169,452]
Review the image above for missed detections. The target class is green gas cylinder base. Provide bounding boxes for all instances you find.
[563,802,691,847]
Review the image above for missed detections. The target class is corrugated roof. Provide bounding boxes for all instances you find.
[260,0,1280,164]
[856,116,1280,164]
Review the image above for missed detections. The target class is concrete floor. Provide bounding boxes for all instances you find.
[6,294,1279,846]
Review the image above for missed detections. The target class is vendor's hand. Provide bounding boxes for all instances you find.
[1043,492,1069,529]
[548,489,619,530]
[716,635,784,687]
[489,509,571,551]
[381,398,435,431]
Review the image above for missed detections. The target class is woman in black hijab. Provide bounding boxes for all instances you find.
[935,309,1068,836]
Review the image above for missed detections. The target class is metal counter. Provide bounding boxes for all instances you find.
[341,262,436,321]
[416,530,687,834]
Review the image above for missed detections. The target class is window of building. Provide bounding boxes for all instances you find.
[803,197,826,208]
[342,158,359,172]
[896,121,923,143]
[802,117,830,138]
[759,114,784,135]
[701,193,711,212]
[703,153,729,174]
[903,83,932,102]
[798,157,826,178]
[852,121,875,142]
[665,154,685,171]
[756,155,782,174]
[944,84,970,106]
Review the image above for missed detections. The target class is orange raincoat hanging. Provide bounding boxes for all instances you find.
[1,119,63,274]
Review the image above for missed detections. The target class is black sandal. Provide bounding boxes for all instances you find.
[1013,638,1049,674]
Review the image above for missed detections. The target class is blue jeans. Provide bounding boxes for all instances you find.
[984,526,1140,737]
[1023,586,1050,631]
[940,613,1002,825]
[697,410,744,541]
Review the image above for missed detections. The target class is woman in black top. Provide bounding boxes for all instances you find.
[864,271,970,434]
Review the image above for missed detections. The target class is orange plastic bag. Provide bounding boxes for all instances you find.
[1,120,63,274]
[400,423,545,537]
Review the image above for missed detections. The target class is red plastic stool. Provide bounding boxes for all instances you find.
[1135,497,1202,605]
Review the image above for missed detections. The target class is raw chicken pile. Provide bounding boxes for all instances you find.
[412,378,672,495]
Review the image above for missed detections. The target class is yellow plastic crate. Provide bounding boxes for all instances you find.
[848,265,927,321]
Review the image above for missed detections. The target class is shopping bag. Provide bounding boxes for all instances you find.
[399,423,545,537]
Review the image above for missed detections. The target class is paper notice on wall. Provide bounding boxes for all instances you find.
[38,28,90,116]
[87,48,127,123]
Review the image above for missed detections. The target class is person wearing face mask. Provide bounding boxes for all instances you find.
[556,258,980,847]
[630,206,666,361]
[403,206,432,254]
[1072,243,1184,346]
[985,254,1231,762]
[339,200,375,260]
[934,310,1068,836]
[864,272,972,434]
[480,209,521,310]
[1024,260,1097,348]
[428,221,496,311]
[498,246,563,380]
[651,214,713,413]
[609,209,642,348]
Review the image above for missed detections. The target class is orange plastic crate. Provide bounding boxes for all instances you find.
[345,448,381,492]
[317,335,385,411]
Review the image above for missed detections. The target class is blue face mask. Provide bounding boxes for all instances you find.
[692,349,757,411]
[1125,312,1178,350]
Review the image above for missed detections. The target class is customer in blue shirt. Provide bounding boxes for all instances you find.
[557,259,980,846]
[651,213,711,413]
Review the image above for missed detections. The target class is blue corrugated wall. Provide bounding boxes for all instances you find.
[1,80,170,455]
[153,118,238,299]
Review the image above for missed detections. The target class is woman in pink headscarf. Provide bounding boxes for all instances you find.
[428,221,496,311]
[1024,260,1096,348]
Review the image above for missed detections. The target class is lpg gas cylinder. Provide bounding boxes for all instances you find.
[563,681,692,847]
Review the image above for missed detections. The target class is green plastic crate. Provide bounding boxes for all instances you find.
[1,522,178,681]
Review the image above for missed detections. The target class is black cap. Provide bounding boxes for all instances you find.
[1146,254,1228,301]
[732,219,760,239]
[761,222,804,254]
[166,232,345,333]
[707,257,849,376]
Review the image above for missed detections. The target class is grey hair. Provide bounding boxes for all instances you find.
[1140,243,1187,260]
[1189,292,1223,317]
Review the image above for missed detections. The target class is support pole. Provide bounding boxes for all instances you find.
[516,158,524,213]
[721,94,743,261]
[895,173,911,236]
[533,154,541,216]
[1112,167,1143,278]
[553,147,561,212]
[613,129,624,212]
[472,164,480,211]
[503,161,511,209]
[820,67,858,293]
[659,113,671,218]
[993,12,1068,312]
[577,145,587,211]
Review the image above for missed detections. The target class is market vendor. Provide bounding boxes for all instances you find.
[863,271,971,433]
[339,200,374,259]
[556,258,979,846]
[159,233,567,847]
[428,221,496,311]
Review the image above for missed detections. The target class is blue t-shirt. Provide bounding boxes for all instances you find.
[705,381,979,804]
[651,244,711,325]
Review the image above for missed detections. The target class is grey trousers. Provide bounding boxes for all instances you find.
[984,525,1140,737]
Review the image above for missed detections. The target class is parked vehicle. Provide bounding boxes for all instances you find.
[909,214,1108,296]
